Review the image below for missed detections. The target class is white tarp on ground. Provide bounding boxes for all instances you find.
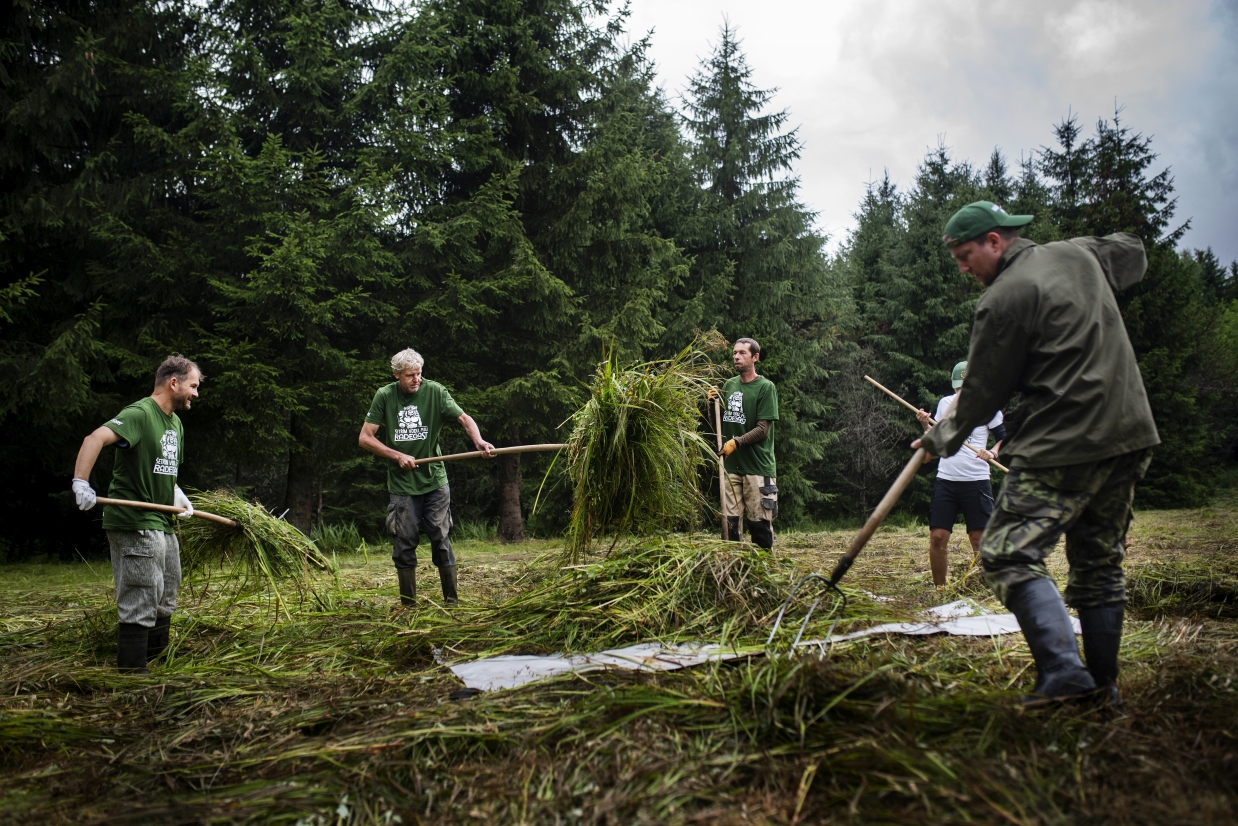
[447,599,1079,692]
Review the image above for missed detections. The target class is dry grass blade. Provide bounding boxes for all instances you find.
[564,338,725,559]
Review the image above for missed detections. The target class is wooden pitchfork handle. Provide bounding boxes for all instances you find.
[411,443,565,466]
[96,497,238,527]
[827,447,926,586]
[713,395,727,540]
[863,375,1009,473]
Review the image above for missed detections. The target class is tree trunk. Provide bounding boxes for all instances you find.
[497,450,525,543]
[284,414,317,536]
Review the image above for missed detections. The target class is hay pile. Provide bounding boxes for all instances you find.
[178,489,334,598]
[563,341,722,559]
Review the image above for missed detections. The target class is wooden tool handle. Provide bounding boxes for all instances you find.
[828,447,926,585]
[412,443,565,466]
[96,497,238,527]
[863,375,1009,473]
[713,395,727,540]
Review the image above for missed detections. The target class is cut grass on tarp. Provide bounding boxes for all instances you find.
[562,340,723,560]
[178,489,334,604]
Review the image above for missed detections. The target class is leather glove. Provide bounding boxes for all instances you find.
[720,438,738,458]
[72,478,96,511]
[174,485,194,519]
[707,387,720,400]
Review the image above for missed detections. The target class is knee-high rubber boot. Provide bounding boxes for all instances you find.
[118,623,150,675]
[439,565,458,605]
[749,519,774,551]
[1079,605,1124,707]
[725,517,741,542]
[147,615,171,664]
[1006,578,1096,705]
[397,567,417,607]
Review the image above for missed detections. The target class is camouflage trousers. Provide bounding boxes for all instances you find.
[980,448,1154,609]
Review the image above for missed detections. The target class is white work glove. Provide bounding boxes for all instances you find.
[174,486,194,519]
[71,478,96,511]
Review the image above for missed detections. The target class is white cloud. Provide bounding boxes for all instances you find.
[623,0,1238,261]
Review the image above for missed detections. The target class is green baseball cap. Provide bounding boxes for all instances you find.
[942,201,1033,246]
[951,361,967,389]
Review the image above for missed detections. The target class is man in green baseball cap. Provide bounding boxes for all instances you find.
[914,201,1159,708]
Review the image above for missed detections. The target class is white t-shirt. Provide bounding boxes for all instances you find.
[934,394,1003,482]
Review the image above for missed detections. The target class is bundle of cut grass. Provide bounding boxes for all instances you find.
[563,340,723,559]
[178,489,334,598]
[472,535,791,654]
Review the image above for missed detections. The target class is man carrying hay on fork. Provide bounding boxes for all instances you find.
[72,354,202,674]
[360,348,495,607]
[711,337,779,551]
[913,201,1159,707]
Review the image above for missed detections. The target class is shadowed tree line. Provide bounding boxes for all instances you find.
[2,0,1234,559]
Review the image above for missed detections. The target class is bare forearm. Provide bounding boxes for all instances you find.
[74,428,117,480]
[458,414,485,448]
[359,432,404,463]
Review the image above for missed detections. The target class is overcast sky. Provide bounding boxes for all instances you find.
[623,0,1238,263]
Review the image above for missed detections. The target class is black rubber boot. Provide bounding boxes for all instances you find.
[397,567,417,607]
[117,623,150,674]
[749,519,774,551]
[725,516,741,542]
[1079,605,1124,708]
[147,614,171,664]
[439,564,458,605]
[1006,578,1096,705]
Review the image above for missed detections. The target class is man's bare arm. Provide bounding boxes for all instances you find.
[359,422,418,470]
[457,413,496,457]
[74,426,122,481]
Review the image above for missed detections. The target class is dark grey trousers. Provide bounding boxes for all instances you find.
[387,485,454,570]
[107,530,181,628]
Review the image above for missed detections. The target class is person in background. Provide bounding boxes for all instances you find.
[714,338,779,550]
[359,348,495,607]
[917,360,1005,586]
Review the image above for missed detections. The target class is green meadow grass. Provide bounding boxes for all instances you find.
[0,496,1235,824]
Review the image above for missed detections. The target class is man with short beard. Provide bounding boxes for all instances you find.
[914,201,1159,706]
[72,354,202,674]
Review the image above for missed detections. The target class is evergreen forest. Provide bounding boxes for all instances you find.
[4,0,1237,560]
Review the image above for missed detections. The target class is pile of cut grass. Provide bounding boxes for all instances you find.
[179,489,334,601]
[562,339,723,560]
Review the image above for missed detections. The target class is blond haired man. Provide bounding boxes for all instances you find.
[359,349,495,606]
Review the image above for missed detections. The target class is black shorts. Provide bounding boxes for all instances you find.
[929,478,994,532]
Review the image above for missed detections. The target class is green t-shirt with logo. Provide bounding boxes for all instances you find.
[101,396,184,533]
[365,380,465,496]
[720,375,779,477]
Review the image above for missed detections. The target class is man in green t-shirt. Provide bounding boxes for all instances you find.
[72,354,202,674]
[711,338,779,550]
[359,348,495,606]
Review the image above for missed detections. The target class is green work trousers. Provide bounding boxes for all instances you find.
[980,448,1154,609]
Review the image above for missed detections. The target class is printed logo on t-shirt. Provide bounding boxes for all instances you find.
[110,418,123,425]
[394,404,429,442]
[722,391,746,425]
[153,429,179,476]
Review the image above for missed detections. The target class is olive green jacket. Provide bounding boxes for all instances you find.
[922,234,1160,469]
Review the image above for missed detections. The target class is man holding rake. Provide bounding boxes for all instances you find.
[360,348,495,607]
[72,354,202,674]
[914,201,1159,707]
[713,338,779,551]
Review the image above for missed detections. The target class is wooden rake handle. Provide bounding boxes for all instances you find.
[828,447,926,586]
[863,375,1009,473]
[713,396,728,540]
[411,443,565,466]
[96,496,238,527]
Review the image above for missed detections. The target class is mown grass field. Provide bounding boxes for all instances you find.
[1,497,1236,825]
